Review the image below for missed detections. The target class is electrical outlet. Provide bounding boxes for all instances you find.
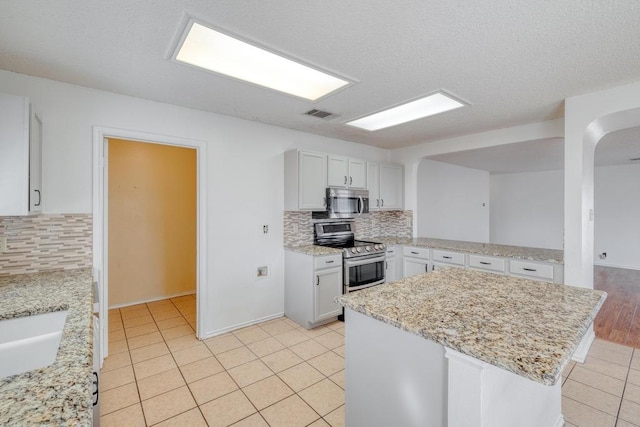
[0,236,7,252]
[257,266,268,278]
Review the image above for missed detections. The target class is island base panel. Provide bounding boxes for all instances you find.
[345,309,447,426]
[445,349,563,427]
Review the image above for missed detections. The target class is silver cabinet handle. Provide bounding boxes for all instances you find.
[325,260,335,264]
[381,199,384,207]
[376,199,380,207]
[344,176,347,185]
[411,251,419,255]
[350,176,353,185]
[425,264,429,272]
[385,261,388,270]
[443,256,452,259]
[523,268,537,272]
[316,275,319,286]
[480,261,491,265]
[34,189,41,207]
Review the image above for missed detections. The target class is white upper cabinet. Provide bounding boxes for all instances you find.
[285,150,327,211]
[368,162,404,210]
[379,163,404,209]
[327,155,366,189]
[0,93,42,215]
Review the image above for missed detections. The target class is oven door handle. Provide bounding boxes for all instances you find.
[344,254,386,268]
[358,196,364,215]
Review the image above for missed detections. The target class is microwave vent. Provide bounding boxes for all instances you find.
[304,109,339,120]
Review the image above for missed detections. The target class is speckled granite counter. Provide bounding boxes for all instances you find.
[0,268,94,426]
[285,244,342,256]
[337,268,605,385]
[371,236,564,264]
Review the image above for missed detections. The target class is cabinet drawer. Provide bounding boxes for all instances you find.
[468,255,505,273]
[509,260,554,280]
[432,250,465,266]
[403,246,430,259]
[314,254,342,270]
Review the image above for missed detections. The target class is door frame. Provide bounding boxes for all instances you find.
[92,126,208,361]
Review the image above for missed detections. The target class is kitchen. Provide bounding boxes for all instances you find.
[1,1,640,426]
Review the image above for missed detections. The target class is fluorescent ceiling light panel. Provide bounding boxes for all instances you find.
[174,22,349,101]
[346,92,466,131]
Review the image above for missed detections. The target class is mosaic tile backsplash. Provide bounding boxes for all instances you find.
[0,214,92,276]
[283,210,413,246]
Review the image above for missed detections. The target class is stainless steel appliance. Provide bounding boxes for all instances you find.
[314,222,385,293]
[312,188,370,219]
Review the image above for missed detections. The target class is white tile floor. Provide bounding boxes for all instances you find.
[102,296,640,427]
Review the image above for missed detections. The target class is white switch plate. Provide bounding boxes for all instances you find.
[0,236,7,252]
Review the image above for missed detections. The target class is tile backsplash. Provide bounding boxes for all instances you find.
[0,214,92,276]
[283,210,413,246]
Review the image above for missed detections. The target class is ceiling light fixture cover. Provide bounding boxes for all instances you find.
[173,20,350,101]
[346,91,467,131]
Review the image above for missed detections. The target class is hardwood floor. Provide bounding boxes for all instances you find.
[594,266,640,348]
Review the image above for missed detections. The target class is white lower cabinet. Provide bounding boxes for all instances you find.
[509,260,556,282]
[468,254,506,274]
[402,246,430,278]
[385,246,400,283]
[285,251,342,329]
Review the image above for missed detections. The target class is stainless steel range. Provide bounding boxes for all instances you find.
[314,222,386,293]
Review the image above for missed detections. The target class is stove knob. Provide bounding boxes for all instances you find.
[374,245,380,250]
[356,247,362,253]
[351,248,357,254]
[365,246,371,252]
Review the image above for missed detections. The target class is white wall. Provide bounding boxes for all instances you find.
[0,69,390,337]
[490,170,564,250]
[416,159,489,242]
[594,163,640,270]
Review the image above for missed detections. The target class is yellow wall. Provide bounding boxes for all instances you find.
[108,138,197,306]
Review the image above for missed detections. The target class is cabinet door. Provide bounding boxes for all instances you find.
[299,151,327,210]
[348,158,366,189]
[367,162,380,209]
[385,256,397,283]
[314,267,342,322]
[327,155,349,187]
[403,258,429,278]
[379,163,404,209]
[0,94,30,216]
[29,110,42,212]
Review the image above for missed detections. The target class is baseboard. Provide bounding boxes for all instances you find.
[571,328,595,363]
[594,262,640,272]
[202,312,285,339]
[554,414,565,427]
[109,290,196,309]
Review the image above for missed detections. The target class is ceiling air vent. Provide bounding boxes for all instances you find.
[304,109,338,120]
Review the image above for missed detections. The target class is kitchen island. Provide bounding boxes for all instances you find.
[337,268,605,427]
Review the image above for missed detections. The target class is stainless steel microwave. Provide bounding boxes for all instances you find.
[312,188,370,219]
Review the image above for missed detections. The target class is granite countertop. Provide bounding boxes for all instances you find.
[285,244,343,256]
[337,268,605,386]
[0,268,94,426]
[371,236,564,264]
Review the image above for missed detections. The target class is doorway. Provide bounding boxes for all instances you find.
[107,138,197,309]
[93,127,208,360]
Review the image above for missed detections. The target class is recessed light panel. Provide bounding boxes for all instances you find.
[174,21,350,101]
[346,92,466,131]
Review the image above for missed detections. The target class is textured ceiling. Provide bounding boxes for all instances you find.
[1,1,640,149]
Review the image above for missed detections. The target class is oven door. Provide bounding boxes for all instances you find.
[344,254,386,293]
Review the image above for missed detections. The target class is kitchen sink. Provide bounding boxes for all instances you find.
[0,310,68,379]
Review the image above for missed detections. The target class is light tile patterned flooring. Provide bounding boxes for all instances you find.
[102,295,640,427]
